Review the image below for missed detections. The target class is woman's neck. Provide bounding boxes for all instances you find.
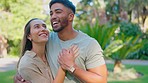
[31,43,46,58]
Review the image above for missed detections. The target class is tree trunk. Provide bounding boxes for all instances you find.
[0,35,8,58]
[141,6,147,27]
[128,10,132,22]
[113,60,124,74]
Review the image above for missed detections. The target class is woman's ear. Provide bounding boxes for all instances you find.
[27,35,32,41]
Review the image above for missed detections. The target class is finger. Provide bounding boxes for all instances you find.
[16,73,24,81]
[58,56,67,70]
[58,53,62,62]
[61,49,67,56]
[74,52,79,58]
[72,46,79,55]
[73,47,79,55]
[59,51,65,58]
[14,75,25,83]
[69,47,79,57]
[62,49,67,53]
[70,45,78,51]
[58,58,62,65]
[70,45,74,49]
[58,53,65,64]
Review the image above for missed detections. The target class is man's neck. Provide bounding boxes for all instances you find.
[58,28,78,41]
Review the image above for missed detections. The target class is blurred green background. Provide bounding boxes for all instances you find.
[0,0,148,83]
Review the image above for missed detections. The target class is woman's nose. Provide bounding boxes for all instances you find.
[41,27,48,32]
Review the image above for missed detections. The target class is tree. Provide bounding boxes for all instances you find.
[128,0,148,26]
[75,0,107,27]
[0,0,49,56]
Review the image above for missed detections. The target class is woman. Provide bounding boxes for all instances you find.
[17,18,78,83]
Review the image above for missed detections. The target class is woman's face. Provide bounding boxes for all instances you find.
[28,19,49,44]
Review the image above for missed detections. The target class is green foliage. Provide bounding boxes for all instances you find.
[111,37,144,60]
[105,0,120,23]
[112,22,144,60]
[75,21,146,60]
[75,22,124,59]
[119,22,142,36]
[103,40,124,58]
[76,22,119,50]
[75,0,102,26]
[0,0,48,56]
[127,32,148,60]
[8,39,21,56]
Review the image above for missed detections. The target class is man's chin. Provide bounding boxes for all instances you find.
[53,28,64,32]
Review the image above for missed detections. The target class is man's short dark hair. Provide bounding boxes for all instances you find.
[49,0,76,14]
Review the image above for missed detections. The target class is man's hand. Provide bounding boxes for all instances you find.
[58,45,79,70]
[70,45,79,58]
[14,73,31,83]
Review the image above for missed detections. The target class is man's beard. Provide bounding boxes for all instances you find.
[53,19,68,32]
[53,26,65,32]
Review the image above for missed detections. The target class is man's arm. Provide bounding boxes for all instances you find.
[14,73,31,83]
[72,63,107,83]
[59,56,108,83]
[58,42,108,83]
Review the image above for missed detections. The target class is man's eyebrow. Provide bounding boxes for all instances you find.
[50,8,63,13]
[55,8,63,11]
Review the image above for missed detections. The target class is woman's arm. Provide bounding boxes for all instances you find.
[53,66,65,83]
[54,45,79,83]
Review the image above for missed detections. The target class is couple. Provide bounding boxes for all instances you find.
[15,0,108,83]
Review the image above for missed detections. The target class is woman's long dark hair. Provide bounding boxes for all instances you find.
[17,18,40,68]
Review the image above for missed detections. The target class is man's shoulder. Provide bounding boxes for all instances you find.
[78,30,97,42]
[49,31,58,40]
[49,31,56,36]
[77,31,100,48]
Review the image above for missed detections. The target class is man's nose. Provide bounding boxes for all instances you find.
[50,13,57,20]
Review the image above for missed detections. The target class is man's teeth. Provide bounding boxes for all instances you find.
[53,22,58,25]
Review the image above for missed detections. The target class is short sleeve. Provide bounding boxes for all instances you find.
[85,39,105,69]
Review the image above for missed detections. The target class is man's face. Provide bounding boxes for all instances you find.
[50,3,70,32]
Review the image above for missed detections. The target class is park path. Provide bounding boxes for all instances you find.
[0,57,148,72]
[0,57,19,72]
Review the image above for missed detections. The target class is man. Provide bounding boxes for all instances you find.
[14,0,107,83]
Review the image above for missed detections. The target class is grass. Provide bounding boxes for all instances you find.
[0,70,16,83]
[0,64,148,83]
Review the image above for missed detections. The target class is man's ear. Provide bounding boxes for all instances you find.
[68,13,74,22]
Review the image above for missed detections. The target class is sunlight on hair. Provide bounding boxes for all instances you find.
[69,0,80,6]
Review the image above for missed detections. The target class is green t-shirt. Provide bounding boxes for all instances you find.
[46,30,105,83]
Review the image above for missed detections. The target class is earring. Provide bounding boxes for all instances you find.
[29,39,33,41]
